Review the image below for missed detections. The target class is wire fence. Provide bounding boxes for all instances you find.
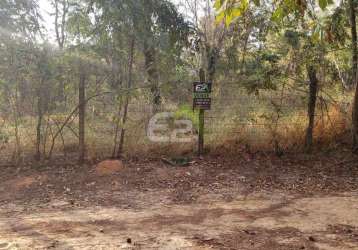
[0,81,351,164]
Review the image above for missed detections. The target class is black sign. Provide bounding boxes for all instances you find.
[193,82,212,110]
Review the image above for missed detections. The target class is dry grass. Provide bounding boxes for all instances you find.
[207,103,350,155]
[0,89,353,165]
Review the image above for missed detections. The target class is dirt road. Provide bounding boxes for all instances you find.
[0,152,357,249]
[0,192,357,249]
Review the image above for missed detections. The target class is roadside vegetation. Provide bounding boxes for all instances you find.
[0,0,357,164]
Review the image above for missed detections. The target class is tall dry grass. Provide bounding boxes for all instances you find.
[0,87,353,165]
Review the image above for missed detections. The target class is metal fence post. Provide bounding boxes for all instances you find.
[198,68,205,156]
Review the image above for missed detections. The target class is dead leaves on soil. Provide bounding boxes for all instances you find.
[95,160,124,176]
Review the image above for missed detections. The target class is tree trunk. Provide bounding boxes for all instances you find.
[12,85,21,164]
[305,65,318,153]
[54,0,68,49]
[117,37,135,158]
[207,47,218,83]
[205,45,219,83]
[144,44,161,113]
[350,0,358,150]
[78,72,86,164]
[35,89,43,161]
[112,96,123,158]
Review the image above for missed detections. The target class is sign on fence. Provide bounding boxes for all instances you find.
[193,82,212,110]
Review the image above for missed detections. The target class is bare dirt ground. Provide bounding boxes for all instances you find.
[0,149,357,249]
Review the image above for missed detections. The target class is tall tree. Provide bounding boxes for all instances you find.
[214,0,338,152]
[51,0,71,49]
[78,65,86,164]
[34,48,53,160]
[117,37,135,157]
[89,0,190,113]
[0,0,41,39]
[305,65,319,152]
[350,0,358,150]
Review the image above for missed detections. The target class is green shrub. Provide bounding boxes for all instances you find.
[174,104,199,130]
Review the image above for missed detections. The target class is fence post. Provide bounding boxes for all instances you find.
[198,68,205,156]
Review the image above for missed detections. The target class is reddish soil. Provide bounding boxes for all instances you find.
[0,149,357,249]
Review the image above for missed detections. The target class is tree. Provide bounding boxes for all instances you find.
[89,0,190,113]
[117,37,135,157]
[214,0,340,152]
[0,0,43,161]
[78,64,86,164]
[215,0,358,152]
[33,48,54,160]
[52,0,71,49]
[350,0,358,150]
[305,65,319,152]
[0,0,41,39]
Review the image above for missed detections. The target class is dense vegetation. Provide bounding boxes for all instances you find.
[0,0,357,164]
